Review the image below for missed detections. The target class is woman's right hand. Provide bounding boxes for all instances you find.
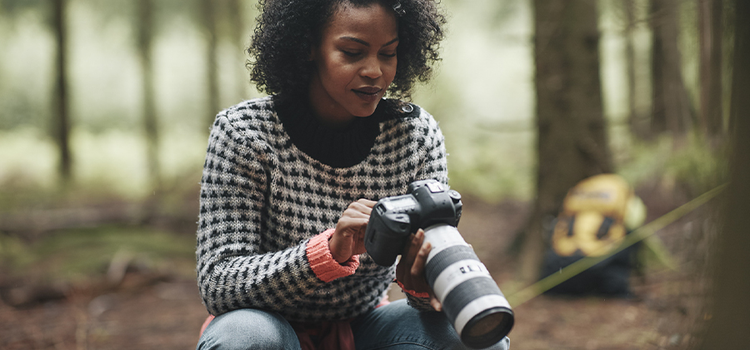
[396,229,442,311]
[329,199,376,264]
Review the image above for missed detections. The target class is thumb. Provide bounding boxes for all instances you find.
[430,295,442,312]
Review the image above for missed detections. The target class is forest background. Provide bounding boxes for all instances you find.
[1,0,748,349]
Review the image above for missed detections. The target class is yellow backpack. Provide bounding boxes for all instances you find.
[551,174,645,257]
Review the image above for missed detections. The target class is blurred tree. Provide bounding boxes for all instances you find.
[137,0,161,190]
[51,0,72,183]
[0,0,43,13]
[604,0,650,139]
[623,0,649,139]
[698,0,724,140]
[625,0,638,132]
[650,0,695,136]
[696,1,750,348]
[518,0,614,283]
[200,0,220,127]
[226,0,249,102]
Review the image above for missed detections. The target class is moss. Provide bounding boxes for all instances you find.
[0,226,196,284]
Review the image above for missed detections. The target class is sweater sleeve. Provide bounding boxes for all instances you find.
[306,228,360,282]
[414,109,449,186]
[196,114,347,316]
[396,279,436,311]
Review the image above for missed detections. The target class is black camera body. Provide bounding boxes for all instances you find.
[365,179,514,349]
[365,179,462,266]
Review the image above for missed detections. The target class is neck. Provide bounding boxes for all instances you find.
[274,95,388,168]
[307,77,355,130]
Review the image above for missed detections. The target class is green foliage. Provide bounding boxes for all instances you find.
[617,133,728,196]
[0,0,725,205]
[0,92,47,130]
[663,135,729,196]
[0,0,46,15]
[0,11,55,130]
[0,226,196,284]
[446,125,534,203]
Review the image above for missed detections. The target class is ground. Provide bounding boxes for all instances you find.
[0,184,713,349]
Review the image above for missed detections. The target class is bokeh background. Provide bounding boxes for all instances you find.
[1,0,747,349]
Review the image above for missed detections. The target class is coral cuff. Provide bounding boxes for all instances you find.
[307,229,360,283]
[397,279,431,299]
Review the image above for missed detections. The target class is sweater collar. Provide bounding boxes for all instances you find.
[275,95,407,168]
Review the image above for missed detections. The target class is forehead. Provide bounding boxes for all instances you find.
[323,2,398,39]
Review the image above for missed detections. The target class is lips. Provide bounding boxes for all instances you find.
[353,86,382,103]
[354,86,382,94]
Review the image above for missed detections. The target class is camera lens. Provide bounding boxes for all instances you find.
[469,312,503,336]
[424,224,514,349]
[463,308,513,348]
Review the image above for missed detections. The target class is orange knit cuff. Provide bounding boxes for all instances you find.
[396,279,430,299]
[307,229,360,283]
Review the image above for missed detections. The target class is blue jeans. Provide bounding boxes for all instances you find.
[197,299,510,350]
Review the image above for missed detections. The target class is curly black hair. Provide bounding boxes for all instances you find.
[247,0,447,100]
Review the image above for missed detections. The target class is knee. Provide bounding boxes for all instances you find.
[486,336,511,350]
[197,309,300,350]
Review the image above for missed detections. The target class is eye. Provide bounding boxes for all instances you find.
[380,52,396,58]
[341,50,360,57]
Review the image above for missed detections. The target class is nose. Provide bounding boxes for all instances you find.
[360,55,383,80]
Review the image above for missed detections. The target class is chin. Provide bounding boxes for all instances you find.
[351,104,379,117]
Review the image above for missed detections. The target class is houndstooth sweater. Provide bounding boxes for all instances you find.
[196,95,448,321]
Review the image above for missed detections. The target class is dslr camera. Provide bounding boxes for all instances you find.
[365,179,514,349]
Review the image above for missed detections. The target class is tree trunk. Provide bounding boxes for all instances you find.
[137,0,160,190]
[698,0,724,139]
[226,0,247,102]
[650,0,694,136]
[521,0,614,283]
[51,0,72,183]
[201,0,220,127]
[625,0,647,139]
[696,1,750,347]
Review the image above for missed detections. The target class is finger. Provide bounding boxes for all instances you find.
[356,198,377,208]
[430,295,442,312]
[351,207,372,218]
[337,215,370,229]
[410,229,425,255]
[402,230,424,266]
[344,209,374,223]
[343,206,372,219]
[411,241,431,277]
[349,199,376,216]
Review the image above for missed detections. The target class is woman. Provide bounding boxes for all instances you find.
[196,0,509,349]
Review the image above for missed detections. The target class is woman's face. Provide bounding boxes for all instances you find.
[308,2,398,127]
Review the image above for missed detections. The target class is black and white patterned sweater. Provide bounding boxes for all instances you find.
[196,95,449,322]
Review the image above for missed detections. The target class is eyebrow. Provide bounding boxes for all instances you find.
[341,36,399,47]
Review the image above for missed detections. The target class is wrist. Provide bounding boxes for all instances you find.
[396,279,430,298]
[328,235,349,264]
[307,229,360,283]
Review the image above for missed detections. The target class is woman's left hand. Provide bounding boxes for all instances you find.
[396,229,442,311]
[330,199,376,263]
